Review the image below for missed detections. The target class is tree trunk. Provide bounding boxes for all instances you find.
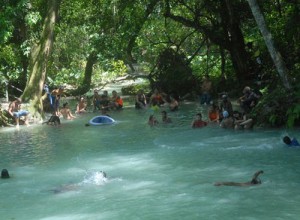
[164,0,252,84]
[221,0,251,83]
[22,0,60,119]
[73,52,98,96]
[247,0,291,89]
[126,0,159,72]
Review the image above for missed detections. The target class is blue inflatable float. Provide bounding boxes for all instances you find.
[89,115,115,126]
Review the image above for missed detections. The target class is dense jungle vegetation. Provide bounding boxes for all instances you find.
[0,0,299,127]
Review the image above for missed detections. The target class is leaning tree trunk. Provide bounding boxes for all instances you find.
[72,51,98,96]
[247,0,291,90]
[21,0,60,119]
[126,0,159,72]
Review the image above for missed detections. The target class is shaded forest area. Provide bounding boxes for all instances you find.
[0,0,299,127]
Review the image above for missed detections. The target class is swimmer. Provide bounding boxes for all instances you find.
[214,170,264,186]
[49,170,107,194]
[1,169,10,178]
[283,136,300,147]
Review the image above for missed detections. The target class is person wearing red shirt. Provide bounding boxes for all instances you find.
[191,113,208,128]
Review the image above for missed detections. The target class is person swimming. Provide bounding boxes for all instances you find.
[50,170,107,194]
[214,170,264,186]
[283,136,300,147]
[1,169,10,178]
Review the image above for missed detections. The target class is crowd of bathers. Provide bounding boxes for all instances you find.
[5,83,298,150]
[2,83,261,129]
[144,86,261,130]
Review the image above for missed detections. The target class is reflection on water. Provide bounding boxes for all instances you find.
[1,102,300,220]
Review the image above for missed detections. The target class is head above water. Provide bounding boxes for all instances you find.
[196,113,202,119]
[100,171,107,178]
[1,169,10,178]
[283,136,292,145]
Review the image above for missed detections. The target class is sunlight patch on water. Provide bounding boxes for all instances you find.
[40,212,113,220]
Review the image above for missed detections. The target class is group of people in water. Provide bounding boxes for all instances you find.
[145,85,259,131]
[4,81,298,149]
[5,82,300,189]
[3,84,125,127]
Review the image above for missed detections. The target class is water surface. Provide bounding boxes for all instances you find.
[1,102,299,220]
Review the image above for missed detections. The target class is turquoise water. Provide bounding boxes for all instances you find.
[1,102,300,220]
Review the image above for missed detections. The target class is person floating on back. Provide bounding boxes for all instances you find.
[214,170,264,187]
[283,136,300,147]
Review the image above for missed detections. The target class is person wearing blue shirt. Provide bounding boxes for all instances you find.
[283,136,300,147]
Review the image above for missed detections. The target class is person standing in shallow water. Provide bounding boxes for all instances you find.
[60,102,76,120]
[200,75,212,105]
[135,89,147,109]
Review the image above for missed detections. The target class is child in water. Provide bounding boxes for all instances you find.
[191,113,207,128]
[283,136,300,147]
[148,115,159,126]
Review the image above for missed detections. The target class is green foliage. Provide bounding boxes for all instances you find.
[0,45,23,79]
[121,82,151,96]
[152,48,195,96]
[0,0,299,130]
[251,83,300,128]
[25,11,41,27]
[286,104,300,128]
[92,59,127,87]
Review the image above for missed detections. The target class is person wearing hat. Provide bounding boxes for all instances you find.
[238,86,260,113]
[7,98,29,128]
[220,110,234,129]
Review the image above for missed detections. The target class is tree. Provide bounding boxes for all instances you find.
[164,0,253,83]
[247,0,291,90]
[22,0,60,118]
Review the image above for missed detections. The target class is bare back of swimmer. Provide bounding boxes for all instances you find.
[214,170,264,186]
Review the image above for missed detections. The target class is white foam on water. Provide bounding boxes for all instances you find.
[81,171,107,186]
